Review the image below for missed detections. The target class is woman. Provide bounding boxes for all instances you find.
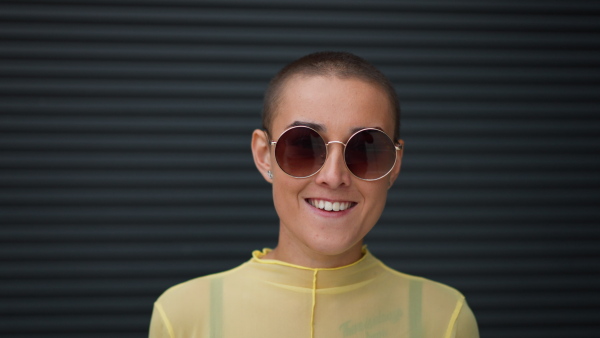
[149,52,479,338]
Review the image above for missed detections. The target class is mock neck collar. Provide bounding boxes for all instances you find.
[247,247,383,290]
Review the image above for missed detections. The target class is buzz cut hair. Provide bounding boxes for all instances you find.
[262,51,400,140]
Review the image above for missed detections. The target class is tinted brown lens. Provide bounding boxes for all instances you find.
[275,127,326,177]
[345,129,396,179]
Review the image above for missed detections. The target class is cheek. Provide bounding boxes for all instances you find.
[272,180,304,216]
[271,183,286,210]
[362,183,390,214]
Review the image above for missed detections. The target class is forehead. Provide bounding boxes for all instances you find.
[271,75,394,136]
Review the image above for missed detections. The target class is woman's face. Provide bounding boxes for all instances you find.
[257,75,402,267]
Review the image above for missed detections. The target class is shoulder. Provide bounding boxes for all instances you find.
[375,258,465,302]
[156,261,248,307]
[374,258,468,315]
[374,259,479,337]
[151,261,249,335]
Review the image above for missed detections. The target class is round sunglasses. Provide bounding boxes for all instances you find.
[269,126,402,181]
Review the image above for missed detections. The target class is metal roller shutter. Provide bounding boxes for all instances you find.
[1,1,599,337]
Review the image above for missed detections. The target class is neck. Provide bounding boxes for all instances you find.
[263,239,365,269]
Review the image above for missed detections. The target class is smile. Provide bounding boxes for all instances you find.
[306,199,356,212]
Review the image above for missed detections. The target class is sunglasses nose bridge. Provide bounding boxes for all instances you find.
[315,140,353,185]
[325,140,346,147]
[324,140,347,161]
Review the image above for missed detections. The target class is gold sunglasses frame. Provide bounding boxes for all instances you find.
[268,125,403,181]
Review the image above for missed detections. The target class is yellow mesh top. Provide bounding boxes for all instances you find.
[149,248,479,338]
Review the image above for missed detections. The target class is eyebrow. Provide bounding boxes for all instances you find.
[285,121,386,135]
[350,126,385,134]
[286,121,326,132]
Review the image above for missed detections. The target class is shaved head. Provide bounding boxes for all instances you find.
[262,51,400,140]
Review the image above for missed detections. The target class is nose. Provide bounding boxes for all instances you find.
[314,142,352,188]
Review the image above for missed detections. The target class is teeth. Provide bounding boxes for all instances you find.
[309,199,353,212]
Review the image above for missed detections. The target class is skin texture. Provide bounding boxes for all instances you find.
[251,75,404,268]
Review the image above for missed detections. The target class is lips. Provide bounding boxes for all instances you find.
[306,198,356,212]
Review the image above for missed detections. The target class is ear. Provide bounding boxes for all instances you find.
[388,139,404,188]
[251,129,273,182]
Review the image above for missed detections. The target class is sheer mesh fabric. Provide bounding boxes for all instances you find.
[149,248,478,338]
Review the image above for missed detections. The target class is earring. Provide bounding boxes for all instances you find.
[267,170,273,179]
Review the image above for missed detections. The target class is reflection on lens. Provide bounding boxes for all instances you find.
[345,129,396,180]
[275,127,326,178]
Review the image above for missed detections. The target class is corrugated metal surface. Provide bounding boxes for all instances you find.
[1,1,599,337]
